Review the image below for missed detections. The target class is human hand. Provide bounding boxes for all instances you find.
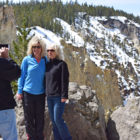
[0,47,9,58]
[16,93,23,100]
[61,98,67,102]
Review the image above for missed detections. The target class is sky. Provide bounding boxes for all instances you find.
[2,0,140,17]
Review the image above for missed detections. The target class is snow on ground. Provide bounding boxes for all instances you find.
[26,14,140,104]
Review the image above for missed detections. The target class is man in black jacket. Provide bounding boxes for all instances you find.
[0,47,21,140]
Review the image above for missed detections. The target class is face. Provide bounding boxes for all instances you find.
[47,48,56,59]
[32,43,42,57]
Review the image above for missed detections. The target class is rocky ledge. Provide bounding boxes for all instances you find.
[16,82,107,140]
[1,82,140,140]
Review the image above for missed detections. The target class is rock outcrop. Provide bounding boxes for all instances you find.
[99,17,140,52]
[16,82,107,140]
[0,6,16,45]
[100,17,140,42]
[106,97,140,140]
[62,42,122,112]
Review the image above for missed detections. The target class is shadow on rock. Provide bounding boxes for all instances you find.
[106,118,119,140]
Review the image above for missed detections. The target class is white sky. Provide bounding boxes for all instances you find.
[1,0,140,16]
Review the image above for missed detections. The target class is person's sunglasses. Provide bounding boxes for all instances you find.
[32,46,41,49]
[47,49,55,52]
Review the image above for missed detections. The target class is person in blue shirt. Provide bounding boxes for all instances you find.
[16,36,47,140]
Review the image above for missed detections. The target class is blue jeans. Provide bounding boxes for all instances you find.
[0,109,18,140]
[47,96,72,140]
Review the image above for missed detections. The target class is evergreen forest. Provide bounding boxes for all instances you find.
[0,0,140,34]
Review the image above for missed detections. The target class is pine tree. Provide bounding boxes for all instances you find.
[11,18,32,65]
[10,18,33,94]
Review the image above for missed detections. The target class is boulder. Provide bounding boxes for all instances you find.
[106,97,140,140]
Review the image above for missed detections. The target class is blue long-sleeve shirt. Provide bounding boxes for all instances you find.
[18,55,47,95]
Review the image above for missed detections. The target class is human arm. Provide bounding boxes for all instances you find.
[0,48,21,81]
[61,61,69,102]
[17,57,28,95]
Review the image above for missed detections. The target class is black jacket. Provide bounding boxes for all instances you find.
[45,59,69,99]
[0,58,21,110]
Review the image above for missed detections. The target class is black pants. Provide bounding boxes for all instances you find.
[23,91,45,140]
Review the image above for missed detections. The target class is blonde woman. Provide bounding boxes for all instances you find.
[16,36,47,140]
[45,44,72,140]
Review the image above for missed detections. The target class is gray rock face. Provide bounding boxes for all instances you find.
[100,18,140,42]
[63,44,122,112]
[106,97,140,140]
[0,6,16,46]
[15,99,26,140]
[16,82,107,140]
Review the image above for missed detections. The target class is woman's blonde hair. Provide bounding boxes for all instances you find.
[27,36,46,57]
[47,44,64,60]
